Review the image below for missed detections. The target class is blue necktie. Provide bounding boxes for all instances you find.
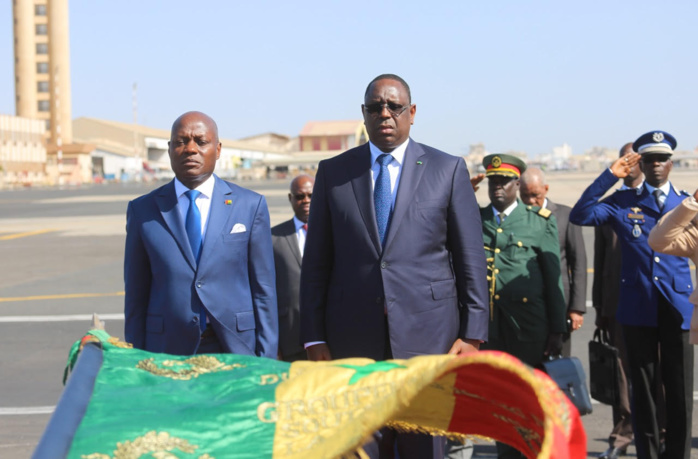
[374,154,393,247]
[185,190,206,331]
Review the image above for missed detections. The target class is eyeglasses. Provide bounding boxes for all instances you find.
[293,193,312,200]
[363,101,412,117]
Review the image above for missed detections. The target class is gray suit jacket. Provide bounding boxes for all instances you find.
[271,218,303,358]
[300,140,489,360]
[548,200,587,314]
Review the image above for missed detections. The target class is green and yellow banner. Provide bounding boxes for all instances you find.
[35,331,586,458]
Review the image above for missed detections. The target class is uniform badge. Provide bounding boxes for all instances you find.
[653,132,664,142]
[628,207,645,220]
[537,208,552,218]
[632,224,642,238]
[492,156,502,168]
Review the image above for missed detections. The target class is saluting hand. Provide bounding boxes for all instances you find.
[610,152,641,178]
[470,173,486,192]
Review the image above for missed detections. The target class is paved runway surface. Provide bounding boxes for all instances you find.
[1,173,697,458]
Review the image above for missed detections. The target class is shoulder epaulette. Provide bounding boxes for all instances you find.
[537,208,552,219]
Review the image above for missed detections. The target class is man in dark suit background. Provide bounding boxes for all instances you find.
[519,167,587,356]
[124,111,278,357]
[300,74,489,458]
[591,143,645,459]
[272,174,314,362]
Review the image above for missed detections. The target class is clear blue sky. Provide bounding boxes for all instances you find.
[1,0,696,157]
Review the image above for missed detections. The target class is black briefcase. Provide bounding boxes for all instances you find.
[588,328,620,406]
[541,355,593,415]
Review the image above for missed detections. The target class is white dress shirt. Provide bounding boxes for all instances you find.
[174,175,215,240]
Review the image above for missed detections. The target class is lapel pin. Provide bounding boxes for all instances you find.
[224,200,232,205]
[416,161,423,165]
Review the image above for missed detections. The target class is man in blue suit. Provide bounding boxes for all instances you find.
[300,74,489,458]
[124,111,278,357]
[570,131,693,459]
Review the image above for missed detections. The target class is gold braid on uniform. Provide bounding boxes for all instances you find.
[484,246,497,320]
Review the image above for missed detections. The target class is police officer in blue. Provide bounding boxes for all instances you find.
[570,131,693,459]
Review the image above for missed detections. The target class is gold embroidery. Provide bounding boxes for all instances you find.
[136,355,245,380]
[81,431,213,459]
[107,337,132,349]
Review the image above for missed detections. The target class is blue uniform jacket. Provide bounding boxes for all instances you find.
[569,169,693,328]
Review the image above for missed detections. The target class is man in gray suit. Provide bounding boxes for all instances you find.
[519,167,587,356]
[272,174,314,362]
[300,74,488,458]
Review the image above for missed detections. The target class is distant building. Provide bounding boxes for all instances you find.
[72,117,289,182]
[13,0,71,145]
[0,114,47,186]
[298,120,367,152]
[13,0,93,185]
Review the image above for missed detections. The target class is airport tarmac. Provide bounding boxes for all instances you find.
[1,171,697,458]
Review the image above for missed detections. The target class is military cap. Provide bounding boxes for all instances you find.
[482,154,527,178]
[632,131,677,156]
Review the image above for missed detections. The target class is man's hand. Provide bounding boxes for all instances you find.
[448,338,480,357]
[306,343,332,361]
[543,333,563,357]
[610,152,641,178]
[470,173,485,192]
[568,311,584,331]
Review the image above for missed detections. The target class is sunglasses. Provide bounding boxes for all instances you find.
[641,155,671,164]
[363,102,412,117]
[293,193,312,201]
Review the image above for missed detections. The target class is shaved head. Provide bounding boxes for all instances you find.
[619,142,634,157]
[171,111,219,143]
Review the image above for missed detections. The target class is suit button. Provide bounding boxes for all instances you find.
[376,297,383,304]
[381,262,388,269]
[193,316,199,323]
[522,297,528,303]
[654,276,659,281]
[494,294,500,300]
[654,256,660,263]
[517,241,523,247]
[494,248,500,253]
[494,268,500,274]
[197,282,202,288]
[496,228,503,233]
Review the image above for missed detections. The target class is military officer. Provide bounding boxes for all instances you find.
[569,131,694,459]
[479,154,567,459]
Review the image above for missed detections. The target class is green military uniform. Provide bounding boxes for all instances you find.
[479,154,567,368]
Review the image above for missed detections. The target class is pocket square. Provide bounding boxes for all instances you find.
[231,223,247,234]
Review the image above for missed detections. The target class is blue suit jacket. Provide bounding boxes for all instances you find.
[300,140,489,360]
[569,169,693,328]
[124,175,278,357]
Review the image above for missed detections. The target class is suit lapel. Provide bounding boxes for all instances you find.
[282,219,302,266]
[663,184,683,213]
[638,184,661,214]
[383,140,426,253]
[156,180,197,270]
[350,144,381,255]
[199,176,235,267]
